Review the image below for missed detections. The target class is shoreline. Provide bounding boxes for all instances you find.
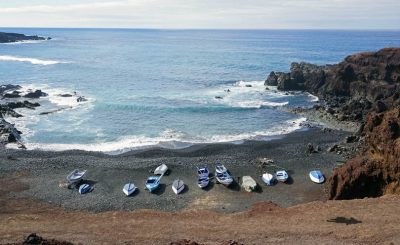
[1,127,351,213]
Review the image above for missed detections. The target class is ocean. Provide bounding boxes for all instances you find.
[0,29,399,154]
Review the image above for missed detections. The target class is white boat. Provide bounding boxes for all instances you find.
[309,170,325,184]
[197,177,210,188]
[197,166,209,177]
[154,164,168,175]
[145,175,162,192]
[216,172,233,186]
[276,170,289,183]
[197,166,210,188]
[67,169,86,183]
[122,183,137,196]
[172,179,185,194]
[241,176,257,192]
[261,172,275,186]
[78,183,93,194]
[215,163,227,174]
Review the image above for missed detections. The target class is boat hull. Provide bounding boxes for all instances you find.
[172,180,185,194]
[123,183,137,196]
[78,184,92,194]
[309,171,325,184]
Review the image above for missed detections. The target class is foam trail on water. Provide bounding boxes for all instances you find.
[20,117,307,155]
[0,55,68,65]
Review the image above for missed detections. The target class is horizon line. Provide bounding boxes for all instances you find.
[1,27,400,32]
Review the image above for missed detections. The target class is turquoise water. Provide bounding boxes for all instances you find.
[0,29,399,154]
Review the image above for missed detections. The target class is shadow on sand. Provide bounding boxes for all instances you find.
[327,217,362,225]
[152,183,166,196]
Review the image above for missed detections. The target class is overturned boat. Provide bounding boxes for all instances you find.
[241,176,258,192]
[172,179,185,194]
[261,172,275,186]
[309,170,325,184]
[67,169,86,183]
[122,183,137,196]
[154,164,168,175]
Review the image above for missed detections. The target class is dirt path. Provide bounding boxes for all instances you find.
[1,175,399,244]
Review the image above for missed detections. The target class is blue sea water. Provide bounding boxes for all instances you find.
[0,29,399,154]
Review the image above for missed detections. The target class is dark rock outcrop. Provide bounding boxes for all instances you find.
[265,71,278,86]
[0,32,48,43]
[269,48,400,122]
[24,90,48,99]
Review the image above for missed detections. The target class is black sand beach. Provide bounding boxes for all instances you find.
[0,127,350,213]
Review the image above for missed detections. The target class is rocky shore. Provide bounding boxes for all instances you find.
[267,47,400,200]
[0,32,50,43]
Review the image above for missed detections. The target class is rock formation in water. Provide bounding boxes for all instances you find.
[267,47,400,200]
[0,32,49,43]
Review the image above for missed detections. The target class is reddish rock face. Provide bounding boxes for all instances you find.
[329,109,400,199]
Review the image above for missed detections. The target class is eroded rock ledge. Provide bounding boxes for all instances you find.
[267,47,400,200]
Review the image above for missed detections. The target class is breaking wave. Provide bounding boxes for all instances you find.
[0,55,68,65]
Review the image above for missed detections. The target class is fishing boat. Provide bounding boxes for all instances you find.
[145,175,162,192]
[215,163,227,174]
[197,166,209,177]
[67,169,86,183]
[309,170,325,184]
[154,164,168,175]
[172,179,185,194]
[261,172,275,186]
[197,177,210,188]
[197,166,210,188]
[216,171,233,186]
[122,183,137,196]
[78,183,93,194]
[276,170,289,183]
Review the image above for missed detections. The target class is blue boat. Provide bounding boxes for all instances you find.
[145,176,162,192]
[309,170,325,184]
[78,183,93,194]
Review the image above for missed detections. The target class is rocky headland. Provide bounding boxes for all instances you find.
[267,47,400,200]
[0,32,50,43]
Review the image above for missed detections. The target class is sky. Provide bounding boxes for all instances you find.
[0,0,399,29]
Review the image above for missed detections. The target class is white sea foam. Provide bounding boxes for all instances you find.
[21,117,307,155]
[1,40,46,45]
[0,55,67,65]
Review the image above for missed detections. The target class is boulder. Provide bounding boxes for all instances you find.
[3,91,21,98]
[241,176,258,192]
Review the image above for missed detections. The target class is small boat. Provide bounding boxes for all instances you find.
[215,163,227,174]
[261,172,275,186]
[197,166,210,188]
[197,166,209,177]
[122,183,137,196]
[216,172,233,186]
[78,183,93,194]
[241,176,257,192]
[145,176,162,192]
[197,177,210,188]
[172,179,185,194]
[154,164,168,175]
[276,170,289,183]
[67,169,87,183]
[309,170,325,184]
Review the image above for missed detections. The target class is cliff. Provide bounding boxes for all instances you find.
[267,48,400,199]
[266,48,400,121]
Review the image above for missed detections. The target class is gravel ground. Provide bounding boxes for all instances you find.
[0,127,350,213]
